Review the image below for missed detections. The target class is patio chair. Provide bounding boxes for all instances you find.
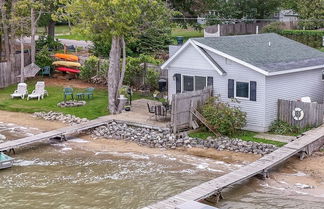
[64,87,74,101]
[147,103,155,114]
[155,105,167,121]
[39,66,51,77]
[10,83,28,99]
[84,87,94,99]
[27,82,48,100]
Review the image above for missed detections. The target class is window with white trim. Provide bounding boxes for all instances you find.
[322,70,324,80]
[183,76,194,92]
[195,76,207,90]
[235,81,249,99]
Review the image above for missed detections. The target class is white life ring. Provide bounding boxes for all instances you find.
[292,107,304,121]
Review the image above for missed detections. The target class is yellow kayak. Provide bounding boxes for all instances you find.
[52,61,81,68]
[54,53,79,62]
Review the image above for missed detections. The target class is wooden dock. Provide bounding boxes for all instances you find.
[143,126,324,209]
[0,116,111,152]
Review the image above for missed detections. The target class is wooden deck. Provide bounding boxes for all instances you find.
[0,116,111,152]
[143,126,324,209]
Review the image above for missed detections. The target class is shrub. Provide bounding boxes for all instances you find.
[124,54,162,90]
[80,56,99,81]
[35,46,54,68]
[201,97,247,136]
[36,35,63,51]
[269,120,298,135]
[261,22,285,33]
[145,68,159,90]
[278,30,324,48]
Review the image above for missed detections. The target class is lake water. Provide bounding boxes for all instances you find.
[0,122,323,209]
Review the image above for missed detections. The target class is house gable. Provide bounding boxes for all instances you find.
[162,40,225,75]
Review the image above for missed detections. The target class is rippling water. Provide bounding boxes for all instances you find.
[0,123,323,209]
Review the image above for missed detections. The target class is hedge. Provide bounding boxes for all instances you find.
[278,30,324,48]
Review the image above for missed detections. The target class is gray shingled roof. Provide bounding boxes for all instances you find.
[192,33,324,72]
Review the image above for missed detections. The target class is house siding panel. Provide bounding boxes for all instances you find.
[265,69,324,130]
[167,46,268,132]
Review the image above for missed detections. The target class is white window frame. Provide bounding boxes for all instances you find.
[181,75,208,92]
[235,81,250,100]
[322,70,324,81]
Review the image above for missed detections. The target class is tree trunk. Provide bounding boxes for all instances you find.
[108,36,122,114]
[117,36,127,96]
[31,7,36,64]
[0,1,10,61]
[20,35,25,83]
[48,19,55,38]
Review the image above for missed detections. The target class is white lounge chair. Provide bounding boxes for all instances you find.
[10,83,28,99]
[27,82,48,101]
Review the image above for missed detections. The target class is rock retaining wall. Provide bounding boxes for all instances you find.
[33,112,89,125]
[93,122,278,155]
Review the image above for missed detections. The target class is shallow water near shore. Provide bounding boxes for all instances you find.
[1,122,324,209]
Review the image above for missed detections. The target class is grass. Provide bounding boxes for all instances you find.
[0,80,164,119]
[0,80,108,119]
[188,129,287,147]
[171,27,203,44]
[319,47,324,52]
[37,25,71,35]
[55,34,88,41]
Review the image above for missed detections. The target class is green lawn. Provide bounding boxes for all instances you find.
[0,80,108,119]
[0,80,164,119]
[188,129,287,147]
[37,25,72,35]
[171,27,203,38]
[319,47,324,52]
[55,34,88,41]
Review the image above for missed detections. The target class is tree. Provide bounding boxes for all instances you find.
[296,0,324,29]
[64,0,172,114]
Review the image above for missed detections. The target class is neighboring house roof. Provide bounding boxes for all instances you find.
[280,9,298,17]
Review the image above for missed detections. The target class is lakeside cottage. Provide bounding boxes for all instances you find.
[162,33,324,132]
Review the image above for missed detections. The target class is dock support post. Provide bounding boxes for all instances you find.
[204,191,223,204]
[299,151,307,160]
[258,169,269,180]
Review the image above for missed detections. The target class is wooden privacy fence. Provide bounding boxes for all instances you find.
[171,88,212,133]
[0,51,31,88]
[278,99,324,128]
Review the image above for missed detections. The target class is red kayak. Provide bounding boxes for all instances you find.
[56,67,81,74]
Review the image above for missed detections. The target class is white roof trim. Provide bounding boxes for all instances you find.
[161,40,225,75]
[268,65,324,76]
[192,40,270,76]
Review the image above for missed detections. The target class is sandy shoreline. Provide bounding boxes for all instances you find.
[1,110,324,198]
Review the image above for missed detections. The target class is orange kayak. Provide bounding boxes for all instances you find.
[54,53,79,62]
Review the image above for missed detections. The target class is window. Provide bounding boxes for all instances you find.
[183,76,194,92]
[236,81,249,98]
[195,76,206,90]
[322,70,324,80]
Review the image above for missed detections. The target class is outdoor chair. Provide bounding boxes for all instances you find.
[147,103,155,114]
[64,87,74,101]
[10,83,28,99]
[155,105,167,121]
[84,87,94,99]
[39,66,51,77]
[27,82,48,101]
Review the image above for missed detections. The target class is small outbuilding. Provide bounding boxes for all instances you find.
[162,33,324,132]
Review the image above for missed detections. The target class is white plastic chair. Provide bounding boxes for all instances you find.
[301,97,311,103]
[27,82,48,101]
[10,83,28,99]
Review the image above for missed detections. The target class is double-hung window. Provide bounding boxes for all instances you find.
[235,81,249,99]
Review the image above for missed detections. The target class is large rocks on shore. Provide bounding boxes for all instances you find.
[92,122,278,155]
[33,111,89,125]
[0,134,6,141]
[57,100,86,108]
[33,112,278,155]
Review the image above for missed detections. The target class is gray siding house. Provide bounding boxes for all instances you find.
[162,33,324,132]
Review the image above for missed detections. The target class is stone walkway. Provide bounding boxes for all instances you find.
[255,133,296,143]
